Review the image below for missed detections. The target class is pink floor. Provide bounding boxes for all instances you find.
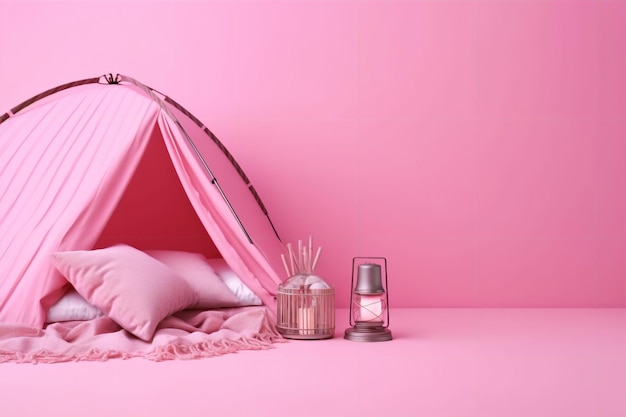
[2,308,625,417]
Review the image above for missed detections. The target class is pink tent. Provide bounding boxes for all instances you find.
[0,74,284,327]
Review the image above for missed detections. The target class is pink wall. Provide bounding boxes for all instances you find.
[1,0,625,308]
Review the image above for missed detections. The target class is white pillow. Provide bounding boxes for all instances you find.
[46,288,104,323]
[206,258,262,306]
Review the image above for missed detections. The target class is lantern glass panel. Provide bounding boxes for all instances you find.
[352,293,386,324]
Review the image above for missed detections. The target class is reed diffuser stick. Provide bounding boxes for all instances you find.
[281,254,291,277]
[311,247,322,273]
[282,238,322,276]
[297,240,303,272]
[305,247,313,273]
[286,243,296,275]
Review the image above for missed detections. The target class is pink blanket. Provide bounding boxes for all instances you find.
[0,307,283,364]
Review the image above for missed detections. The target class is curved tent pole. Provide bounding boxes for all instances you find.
[0,77,101,123]
[0,73,282,244]
[161,95,283,241]
[118,74,282,244]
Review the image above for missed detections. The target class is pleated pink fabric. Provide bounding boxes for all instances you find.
[0,82,280,328]
[1,85,159,326]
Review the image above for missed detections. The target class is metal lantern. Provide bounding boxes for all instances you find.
[344,257,392,342]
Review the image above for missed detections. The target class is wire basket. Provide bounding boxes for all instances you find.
[276,274,335,340]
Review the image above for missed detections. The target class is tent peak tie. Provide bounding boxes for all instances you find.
[104,73,121,84]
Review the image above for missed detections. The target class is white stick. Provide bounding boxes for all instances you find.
[281,254,291,277]
[308,235,313,269]
[302,247,310,274]
[286,243,295,275]
[297,240,303,273]
[311,247,322,272]
[290,245,300,274]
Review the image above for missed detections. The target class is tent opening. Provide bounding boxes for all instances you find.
[94,123,221,259]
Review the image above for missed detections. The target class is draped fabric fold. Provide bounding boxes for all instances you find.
[157,114,281,318]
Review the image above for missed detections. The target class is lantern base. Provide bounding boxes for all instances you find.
[344,324,392,342]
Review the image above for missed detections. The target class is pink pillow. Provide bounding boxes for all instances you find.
[145,250,241,309]
[52,244,198,341]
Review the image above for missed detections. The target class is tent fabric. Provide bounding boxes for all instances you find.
[0,78,282,328]
[156,114,280,311]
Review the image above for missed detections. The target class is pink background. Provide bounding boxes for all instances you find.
[1,0,625,308]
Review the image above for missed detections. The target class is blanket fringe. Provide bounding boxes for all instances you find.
[145,332,284,362]
[146,313,285,362]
